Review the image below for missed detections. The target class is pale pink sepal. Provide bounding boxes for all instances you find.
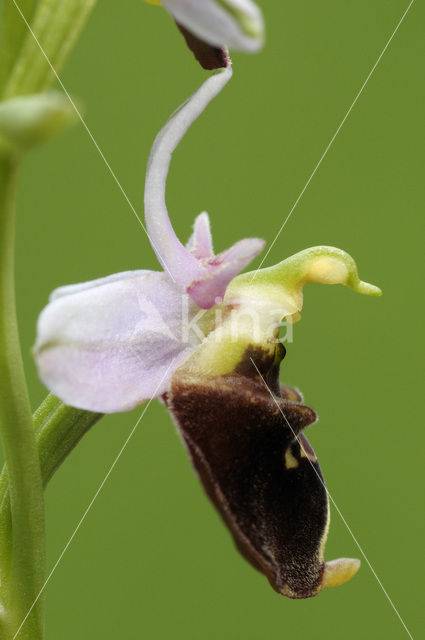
[34,271,199,413]
[145,67,264,309]
[144,68,232,294]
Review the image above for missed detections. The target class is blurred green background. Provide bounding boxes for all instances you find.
[4,0,425,637]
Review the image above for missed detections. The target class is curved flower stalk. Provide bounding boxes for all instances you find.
[146,0,264,54]
[34,69,382,599]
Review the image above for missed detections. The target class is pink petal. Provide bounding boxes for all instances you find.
[144,67,232,291]
[34,271,199,413]
[186,212,214,259]
[188,237,265,308]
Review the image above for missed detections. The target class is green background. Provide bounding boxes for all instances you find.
[5,0,425,637]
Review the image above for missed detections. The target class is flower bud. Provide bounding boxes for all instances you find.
[0,92,77,155]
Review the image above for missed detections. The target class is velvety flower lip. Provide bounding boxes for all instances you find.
[167,342,361,599]
[34,66,264,412]
[163,247,380,598]
[155,0,265,52]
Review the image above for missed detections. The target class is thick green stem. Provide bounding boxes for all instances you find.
[0,397,102,599]
[0,157,45,638]
[3,0,98,98]
[0,2,102,636]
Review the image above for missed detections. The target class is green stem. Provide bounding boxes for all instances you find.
[3,0,98,98]
[0,1,101,637]
[0,397,102,592]
[0,157,45,638]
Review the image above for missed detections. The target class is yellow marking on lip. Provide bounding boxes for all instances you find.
[318,500,331,563]
[284,448,299,469]
[299,435,317,463]
[299,447,316,463]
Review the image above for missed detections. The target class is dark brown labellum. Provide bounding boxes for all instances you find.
[168,346,330,598]
[175,22,230,70]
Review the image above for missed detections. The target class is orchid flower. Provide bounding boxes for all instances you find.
[145,0,264,54]
[34,68,382,599]
[35,65,265,412]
